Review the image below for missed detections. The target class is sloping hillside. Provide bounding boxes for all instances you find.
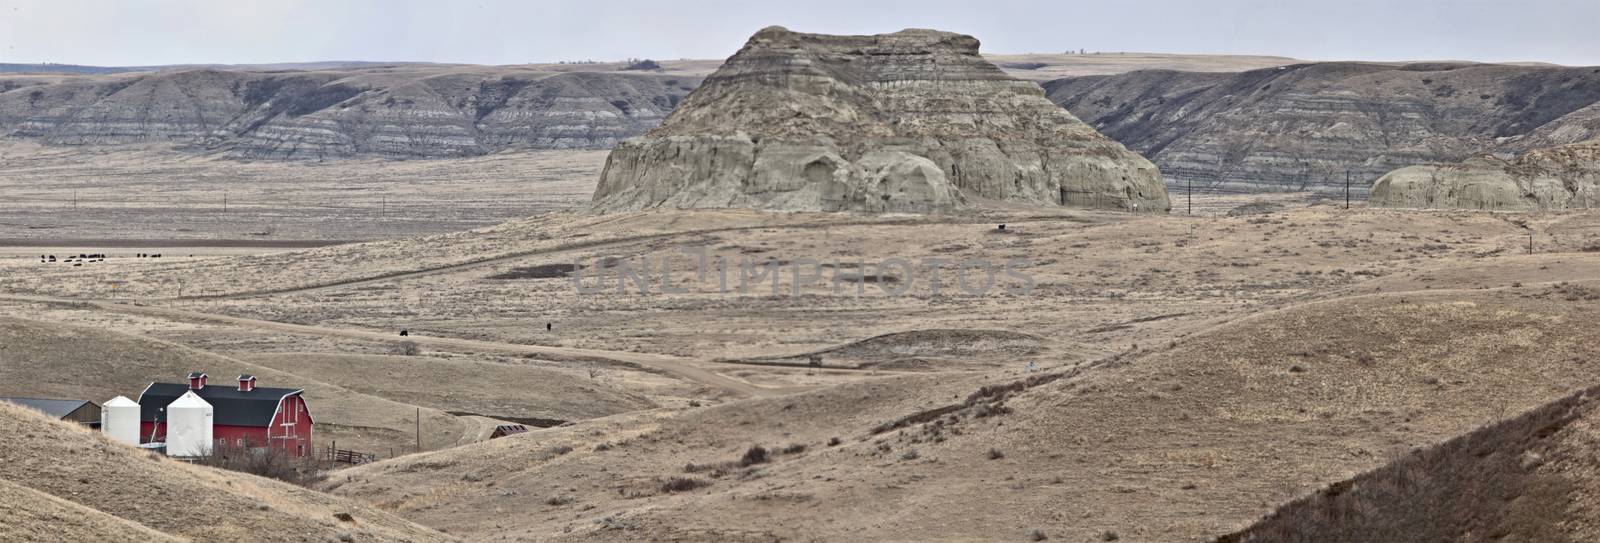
[326,284,1600,541]
[0,402,453,542]
[244,353,657,424]
[1218,384,1600,542]
[0,479,181,543]
[0,316,498,452]
[0,67,699,158]
[1045,63,1600,194]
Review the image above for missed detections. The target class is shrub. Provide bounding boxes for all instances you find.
[659,477,709,493]
[779,443,807,455]
[624,59,661,70]
[193,440,320,486]
[739,445,770,467]
[828,437,842,447]
[988,448,1005,460]
[389,341,420,356]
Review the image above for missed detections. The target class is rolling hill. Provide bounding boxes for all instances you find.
[0,401,453,542]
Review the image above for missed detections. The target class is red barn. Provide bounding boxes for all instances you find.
[138,372,313,457]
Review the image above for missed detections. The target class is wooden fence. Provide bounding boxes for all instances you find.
[320,446,377,465]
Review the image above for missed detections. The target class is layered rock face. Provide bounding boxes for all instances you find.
[1045,63,1600,195]
[0,68,699,158]
[1371,138,1600,211]
[591,27,1169,214]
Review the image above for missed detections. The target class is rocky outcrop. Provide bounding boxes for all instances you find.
[0,67,699,158]
[1370,138,1600,211]
[591,27,1169,214]
[1045,63,1600,195]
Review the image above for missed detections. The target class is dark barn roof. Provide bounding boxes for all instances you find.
[138,383,302,427]
[490,424,529,438]
[0,397,96,419]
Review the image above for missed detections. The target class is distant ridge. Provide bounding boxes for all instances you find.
[0,60,441,74]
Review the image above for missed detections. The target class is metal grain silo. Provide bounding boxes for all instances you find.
[165,391,213,457]
[101,396,140,445]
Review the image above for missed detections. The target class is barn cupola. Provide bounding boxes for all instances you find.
[237,374,257,392]
[187,371,208,390]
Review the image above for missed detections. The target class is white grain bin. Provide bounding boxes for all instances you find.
[165,391,213,457]
[101,396,141,446]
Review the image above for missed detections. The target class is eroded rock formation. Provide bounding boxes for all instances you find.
[1370,138,1600,211]
[1045,63,1600,195]
[590,26,1169,214]
[0,68,699,158]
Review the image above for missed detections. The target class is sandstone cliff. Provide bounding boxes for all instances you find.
[1045,63,1600,195]
[1370,138,1600,211]
[0,67,699,158]
[590,27,1169,214]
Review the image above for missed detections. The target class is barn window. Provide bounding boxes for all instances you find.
[237,438,246,447]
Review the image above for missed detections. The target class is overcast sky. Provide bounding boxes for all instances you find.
[2,0,1597,67]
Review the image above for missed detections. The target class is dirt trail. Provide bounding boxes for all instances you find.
[0,294,781,399]
[184,214,1081,301]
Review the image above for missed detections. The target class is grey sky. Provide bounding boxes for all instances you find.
[2,0,1597,67]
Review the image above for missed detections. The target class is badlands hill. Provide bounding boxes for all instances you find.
[1045,62,1600,195]
[1371,136,1600,211]
[0,66,700,158]
[0,52,1294,162]
[591,26,1169,213]
[0,401,452,542]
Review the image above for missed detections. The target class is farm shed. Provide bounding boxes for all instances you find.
[490,424,529,438]
[0,397,101,427]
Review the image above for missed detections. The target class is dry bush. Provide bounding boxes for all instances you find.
[193,440,322,487]
[739,445,769,467]
[659,476,710,493]
[389,341,420,356]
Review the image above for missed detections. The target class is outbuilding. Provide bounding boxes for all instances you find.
[490,424,528,439]
[0,397,101,428]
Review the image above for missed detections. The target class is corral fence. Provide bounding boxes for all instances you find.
[320,446,377,465]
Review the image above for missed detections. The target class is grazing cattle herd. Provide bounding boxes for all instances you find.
[39,252,162,267]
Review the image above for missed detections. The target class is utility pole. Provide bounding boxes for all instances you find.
[1344,170,1351,210]
[1529,234,1535,255]
[1187,178,1193,215]
[416,407,421,453]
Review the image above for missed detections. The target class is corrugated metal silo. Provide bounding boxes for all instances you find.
[165,391,213,457]
[101,395,140,445]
